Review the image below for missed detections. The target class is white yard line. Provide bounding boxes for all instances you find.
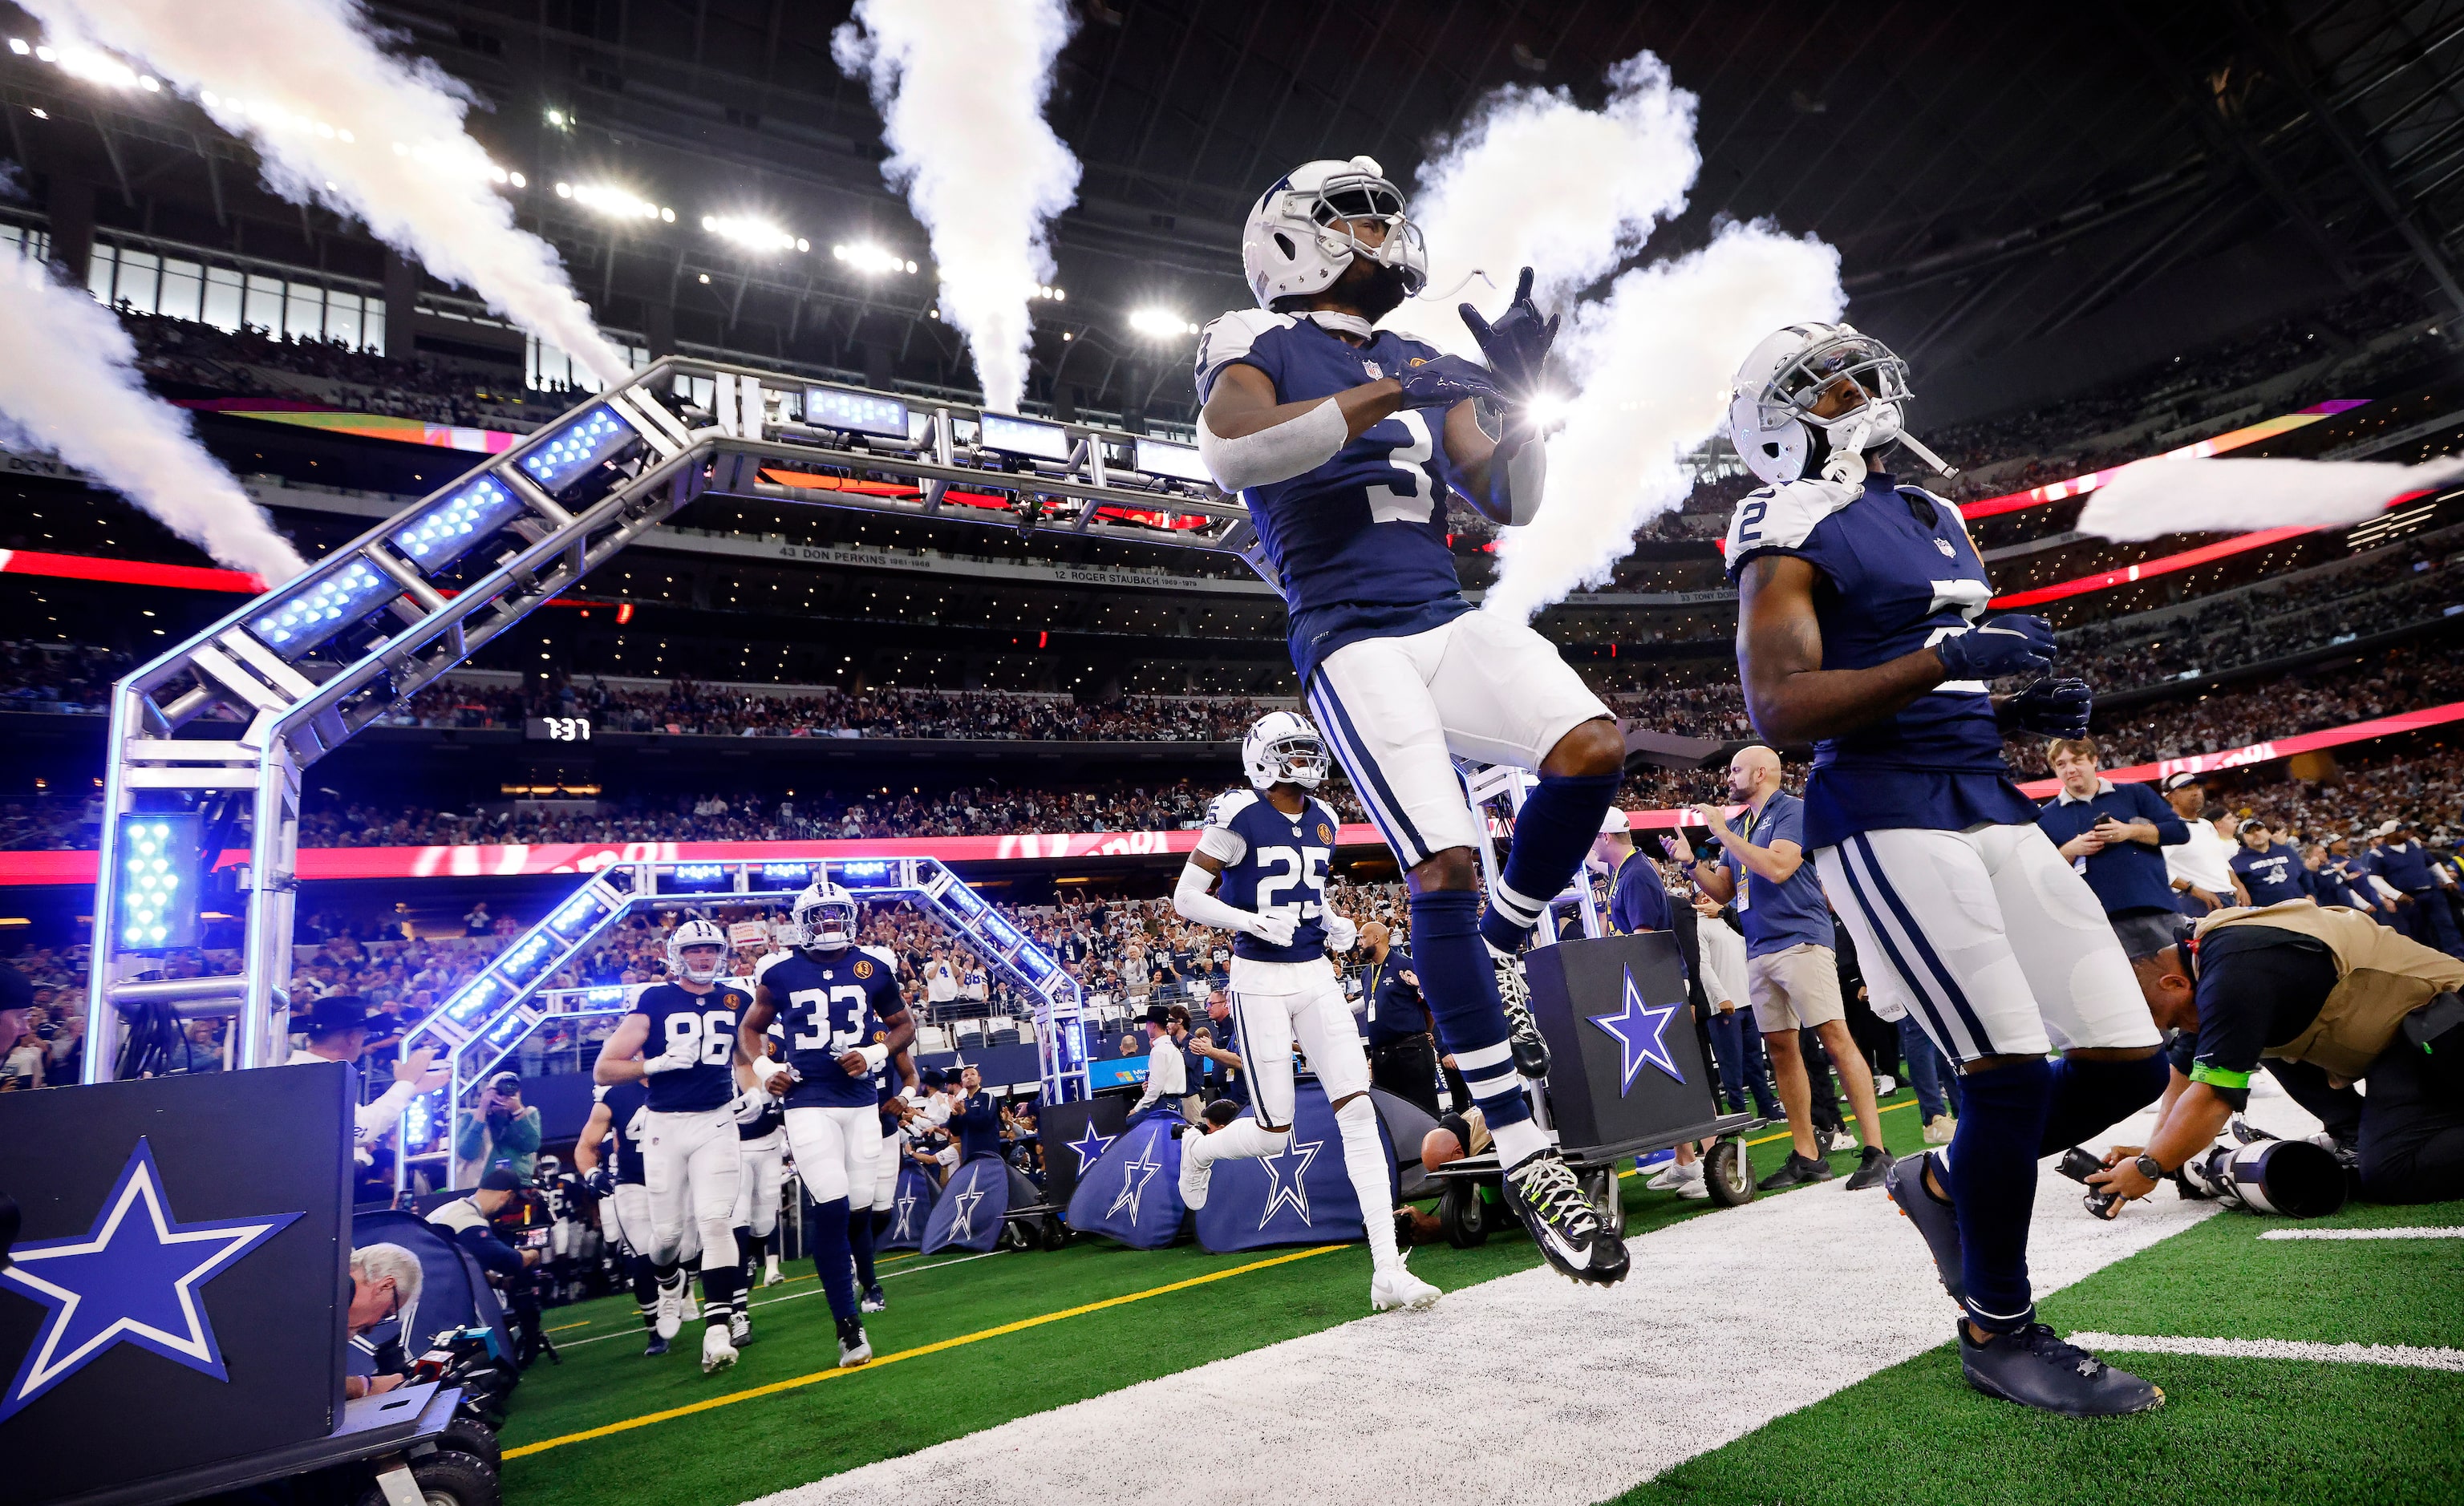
[554,1251,1003,1350]
[2259,1227,2464,1241]
[748,1100,2292,1506]
[2066,1333,2464,1371]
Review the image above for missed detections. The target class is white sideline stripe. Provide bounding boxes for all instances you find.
[2067,1333,2464,1371]
[556,1252,1002,1350]
[744,1098,2320,1506]
[2259,1227,2464,1241]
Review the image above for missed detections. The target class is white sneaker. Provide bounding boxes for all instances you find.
[1826,1129,1858,1155]
[1924,1115,1957,1146]
[728,1312,751,1347]
[1644,1160,1684,1191]
[1370,1256,1442,1312]
[1177,1136,1214,1210]
[700,1322,738,1375]
[654,1272,687,1340]
[762,1257,783,1288]
[1676,1174,1712,1200]
[1874,1075,1898,1099]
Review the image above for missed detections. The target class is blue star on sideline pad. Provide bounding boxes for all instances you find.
[0,1139,302,1423]
[1587,966,1685,1094]
[1066,1122,1116,1171]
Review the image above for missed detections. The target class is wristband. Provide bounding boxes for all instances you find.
[859,1043,890,1075]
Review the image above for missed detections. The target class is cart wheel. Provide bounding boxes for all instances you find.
[1038,1215,1070,1251]
[1704,1137,1755,1207]
[1587,1167,1626,1240]
[355,1450,499,1506]
[439,1419,500,1472]
[1438,1180,1489,1247]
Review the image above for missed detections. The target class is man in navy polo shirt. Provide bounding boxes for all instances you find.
[1590,806,1674,936]
[1680,744,1890,1192]
[2230,820,2314,907]
[2036,739,2190,964]
[2369,820,2464,955]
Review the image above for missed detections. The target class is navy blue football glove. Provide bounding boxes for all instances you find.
[2000,677,2092,737]
[584,1167,616,1199]
[1935,613,2057,682]
[1460,265,1559,398]
[1392,353,1499,411]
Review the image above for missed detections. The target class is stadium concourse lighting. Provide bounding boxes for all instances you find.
[833,242,918,275]
[703,214,808,253]
[557,181,675,224]
[1129,308,1199,338]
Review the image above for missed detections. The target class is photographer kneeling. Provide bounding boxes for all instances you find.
[2097,899,2464,1208]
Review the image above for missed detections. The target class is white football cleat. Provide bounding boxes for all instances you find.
[836,1315,873,1368]
[1371,1257,1441,1313]
[654,1272,687,1340]
[728,1312,752,1347]
[763,1256,784,1287]
[700,1322,738,1375]
[1177,1137,1214,1210]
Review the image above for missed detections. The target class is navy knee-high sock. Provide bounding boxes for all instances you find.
[808,1196,858,1322]
[630,1257,660,1330]
[2036,1053,2169,1159]
[849,1204,878,1289]
[1481,771,1624,953]
[1946,1056,2054,1334]
[1411,889,1530,1128]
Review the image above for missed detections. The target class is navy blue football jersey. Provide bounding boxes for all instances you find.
[1725,472,2039,848]
[757,945,906,1110]
[596,1079,650,1186]
[628,982,746,1113]
[1197,787,1340,962]
[1195,310,1472,678]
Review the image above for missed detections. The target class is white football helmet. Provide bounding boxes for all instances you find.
[1240,156,1429,310]
[667,917,729,985]
[1727,322,1957,486]
[791,879,860,952]
[1242,710,1329,791]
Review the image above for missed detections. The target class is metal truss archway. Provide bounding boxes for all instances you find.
[83,356,1224,1085]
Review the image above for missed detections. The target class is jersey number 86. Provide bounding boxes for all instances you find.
[662,1010,737,1065]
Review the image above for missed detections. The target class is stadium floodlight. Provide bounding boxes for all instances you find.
[112,813,202,953]
[832,243,918,275]
[1032,285,1067,302]
[34,42,158,91]
[1129,308,1200,338]
[517,405,637,494]
[389,475,526,574]
[556,181,675,224]
[1522,391,1572,427]
[1133,437,1211,484]
[703,215,808,253]
[249,560,395,658]
[978,412,1071,462]
[803,386,912,439]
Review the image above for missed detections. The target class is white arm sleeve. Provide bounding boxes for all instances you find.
[1197,399,1347,493]
[1500,433,1546,526]
[1175,860,1260,937]
[355,1079,420,1148]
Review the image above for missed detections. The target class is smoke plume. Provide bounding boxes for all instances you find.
[835,0,1080,414]
[23,0,630,386]
[1395,55,1846,619]
[0,256,304,581]
[2075,455,2458,541]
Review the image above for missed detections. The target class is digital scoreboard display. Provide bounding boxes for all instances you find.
[525,716,593,743]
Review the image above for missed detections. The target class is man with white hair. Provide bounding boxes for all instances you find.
[344,1243,424,1399]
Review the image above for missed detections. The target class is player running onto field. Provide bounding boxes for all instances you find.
[1194,156,1628,1284]
[592,918,755,1374]
[1175,710,1442,1312]
[1723,322,2169,1416]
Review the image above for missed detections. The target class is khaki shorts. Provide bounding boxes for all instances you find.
[1745,942,1843,1033]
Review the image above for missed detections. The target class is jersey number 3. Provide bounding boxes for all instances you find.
[1364,410,1437,524]
[789,986,867,1055]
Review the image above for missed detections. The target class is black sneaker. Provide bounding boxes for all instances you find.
[860,1282,887,1314]
[1959,1323,2164,1417]
[1885,1152,1965,1305]
[1502,1149,1627,1285]
[1756,1151,1835,1190]
[835,1314,873,1368]
[1845,1144,1894,1191]
[1488,945,1551,1079]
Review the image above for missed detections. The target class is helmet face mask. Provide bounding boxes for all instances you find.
[667,918,730,985]
[1728,322,1937,488]
[791,881,860,952]
[1242,157,1430,310]
[1243,711,1329,791]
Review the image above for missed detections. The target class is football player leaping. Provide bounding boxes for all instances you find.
[737,878,914,1369]
[1723,323,2169,1417]
[1175,710,1441,1312]
[592,918,756,1374]
[1194,156,1629,1285]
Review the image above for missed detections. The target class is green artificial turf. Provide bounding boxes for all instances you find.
[500,1091,1936,1506]
[1613,1197,2464,1506]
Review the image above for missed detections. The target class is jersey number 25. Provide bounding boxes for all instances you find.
[1255,844,1331,923]
[789,986,867,1055]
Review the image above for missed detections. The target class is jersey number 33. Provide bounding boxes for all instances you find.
[790,986,867,1055]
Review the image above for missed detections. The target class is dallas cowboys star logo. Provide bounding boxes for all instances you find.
[1108,1142,1162,1221]
[950,1186,986,1241]
[892,1189,920,1241]
[1587,966,1685,1095]
[0,1139,302,1424]
[1257,1137,1323,1228]
[1066,1121,1115,1172]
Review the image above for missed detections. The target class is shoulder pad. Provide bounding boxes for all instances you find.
[1194,310,1295,395]
[1311,797,1343,829]
[591,1084,609,1103]
[860,944,901,972]
[1726,479,1858,566]
[1206,788,1259,828]
[752,950,792,984]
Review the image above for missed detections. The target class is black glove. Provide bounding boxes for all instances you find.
[1459,265,1558,398]
[2000,677,2092,737]
[584,1168,615,1199]
[1392,353,1498,411]
[1935,614,2057,682]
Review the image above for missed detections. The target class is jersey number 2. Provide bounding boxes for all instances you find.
[789,986,866,1055]
[1364,410,1437,524]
